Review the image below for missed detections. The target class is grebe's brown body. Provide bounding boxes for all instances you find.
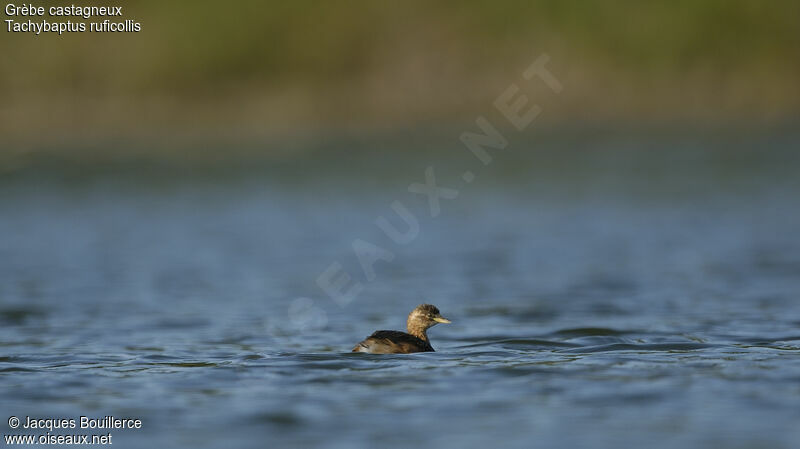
[352,304,451,354]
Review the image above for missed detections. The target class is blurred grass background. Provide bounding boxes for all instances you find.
[1,0,799,163]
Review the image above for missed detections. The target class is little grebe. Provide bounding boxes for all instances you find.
[352,304,451,354]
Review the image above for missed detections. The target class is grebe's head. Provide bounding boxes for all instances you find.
[408,304,451,329]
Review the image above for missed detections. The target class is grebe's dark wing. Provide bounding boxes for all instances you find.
[352,330,433,354]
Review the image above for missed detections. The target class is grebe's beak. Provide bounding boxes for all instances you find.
[433,316,451,324]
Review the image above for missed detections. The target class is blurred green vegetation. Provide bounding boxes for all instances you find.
[1,0,799,152]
